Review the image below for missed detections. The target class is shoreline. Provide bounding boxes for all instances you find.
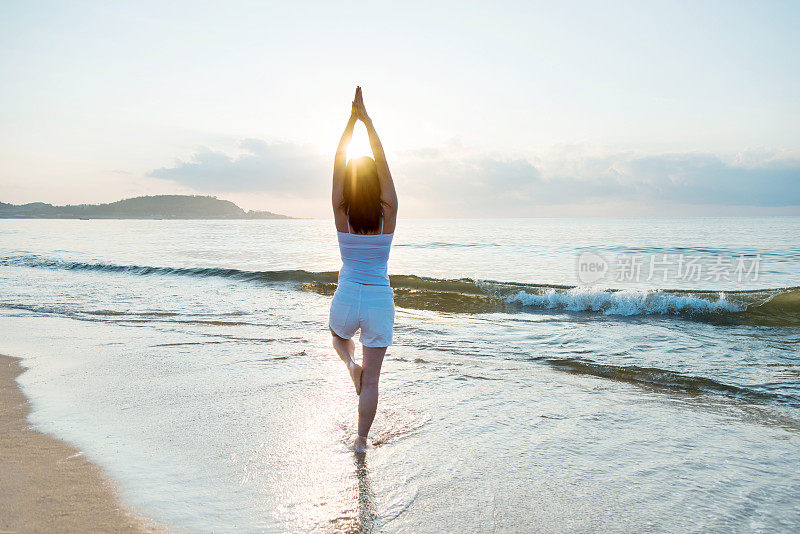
[0,354,160,533]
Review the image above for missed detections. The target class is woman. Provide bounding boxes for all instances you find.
[329,86,398,454]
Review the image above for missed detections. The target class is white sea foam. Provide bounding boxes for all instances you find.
[506,287,741,316]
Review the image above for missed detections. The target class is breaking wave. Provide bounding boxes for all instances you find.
[3,254,798,326]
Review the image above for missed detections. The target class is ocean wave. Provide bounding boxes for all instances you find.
[0,254,339,284]
[534,357,800,408]
[3,253,798,325]
[506,287,740,316]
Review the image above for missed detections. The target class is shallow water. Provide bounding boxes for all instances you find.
[1,218,799,531]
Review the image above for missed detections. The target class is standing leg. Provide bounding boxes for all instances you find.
[355,345,387,452]
[331,329,362,395]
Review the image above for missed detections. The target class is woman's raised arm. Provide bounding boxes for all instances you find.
[354,87,398,215]
[332,98,358,219]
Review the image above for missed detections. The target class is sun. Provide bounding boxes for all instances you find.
[346,122,372,161]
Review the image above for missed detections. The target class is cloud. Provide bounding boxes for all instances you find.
[398,148,800,215]
[149,139,329,195]
[604,153,800,207]
[149,140,800,217]
[395,151,633,214]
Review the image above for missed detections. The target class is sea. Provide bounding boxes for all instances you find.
[1,217,799,532]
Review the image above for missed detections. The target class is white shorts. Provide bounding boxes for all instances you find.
[329,280,395,347]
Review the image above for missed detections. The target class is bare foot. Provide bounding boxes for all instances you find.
[347,361,362,395]
[354,435,368,453]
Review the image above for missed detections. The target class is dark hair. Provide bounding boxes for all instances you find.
[341,156,385,234]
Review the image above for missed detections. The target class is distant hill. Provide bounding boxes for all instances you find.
[0,195,292,220]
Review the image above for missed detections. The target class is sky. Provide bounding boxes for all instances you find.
[1,0,798,218]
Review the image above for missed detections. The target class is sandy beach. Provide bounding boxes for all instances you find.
[0,354,158,533]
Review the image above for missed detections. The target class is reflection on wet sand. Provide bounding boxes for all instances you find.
[326,453,376,533]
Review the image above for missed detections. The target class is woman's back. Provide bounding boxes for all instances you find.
[337,218,393,286]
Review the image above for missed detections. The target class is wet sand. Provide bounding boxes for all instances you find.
[0,354,159,533]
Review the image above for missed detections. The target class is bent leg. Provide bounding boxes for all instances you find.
[331,329,362,395]
[357,345,387,443]
[331,328,356,366]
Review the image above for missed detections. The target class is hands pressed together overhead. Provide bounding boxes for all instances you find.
[351,86,370,122]
[333,84,398,218]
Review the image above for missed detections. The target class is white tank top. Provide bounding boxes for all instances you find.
[336,216,393,286]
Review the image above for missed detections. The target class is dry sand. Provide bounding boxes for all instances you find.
[1,354,162,533]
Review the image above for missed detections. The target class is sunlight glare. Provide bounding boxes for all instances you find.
[346,123,372,161]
